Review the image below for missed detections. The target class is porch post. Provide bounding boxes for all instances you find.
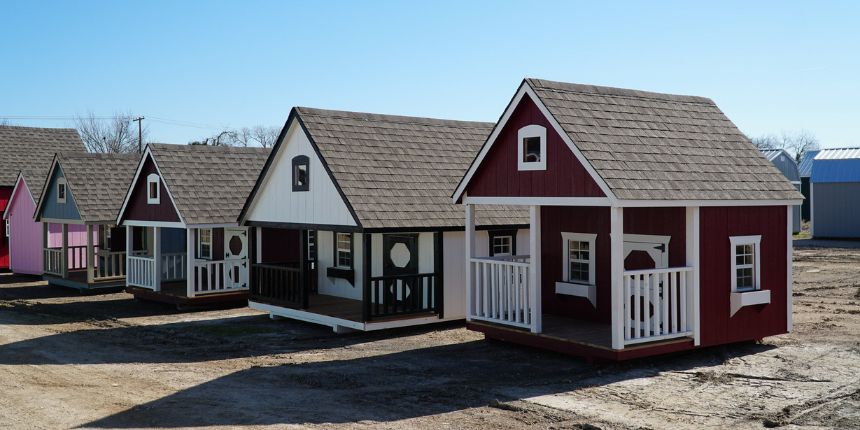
[255,227,262,264]
[685,206,701,346]
[153,227,162,292]
[464,204,475,321]
[61,223,68,279]
[529,205,542,333]
[125,225,132,275]
[362,232,371,322]
[299,229,308,309]
[186,228,195,298]
[86,224,94,284]
[610,206,624,350]
[42,222,48,272]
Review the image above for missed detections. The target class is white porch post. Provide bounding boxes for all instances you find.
[529,205,542,333]
[465,204,475,320]
[186,228,195,298]
[42,222,49,272]
[61,223,68,279]
[153,227,162,292]
[786,205,793,332]
[610,206,624,349]
[86,224,94,283]
[125,225,132,278]
[685,206,701,346]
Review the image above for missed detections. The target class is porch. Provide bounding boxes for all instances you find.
[248,227,444,332]
[463,204,701,357]
[42,223,126,290]
[124,226,250,306]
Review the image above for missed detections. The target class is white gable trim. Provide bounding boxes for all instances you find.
[452,81,617,204]
[33,156,61,222]
[2,173,34,220]
[115,146,187,227]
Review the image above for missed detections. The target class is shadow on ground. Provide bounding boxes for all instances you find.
[81,340,774,427]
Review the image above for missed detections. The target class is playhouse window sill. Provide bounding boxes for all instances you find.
[730,289,771,316]
[326,267,355,285]
[555,281,596,308]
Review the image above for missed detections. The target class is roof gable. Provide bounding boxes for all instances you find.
[3,174,34,220]
[36,162,82,222]
[455,79,803,203]
[0,126,85,187]
[117,153,182,225]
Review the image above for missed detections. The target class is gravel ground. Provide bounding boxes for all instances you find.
[0,246,858,429]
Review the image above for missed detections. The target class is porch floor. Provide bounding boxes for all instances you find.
[254,293,437,324]
[468,314,694,362]
[44,270,125,290]
[127,281,249,308]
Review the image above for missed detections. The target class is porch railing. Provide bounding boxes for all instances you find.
[161,253,186,282]
[95,251,126,280]
[44,248,64,277]
[127,256,156,290]
[250,263,305,308]
[623,266,696,345]
[366,272,439,320]
[191,259,250,296]
[468,256,534,330]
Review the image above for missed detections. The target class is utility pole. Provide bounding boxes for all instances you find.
[133,116,145,153]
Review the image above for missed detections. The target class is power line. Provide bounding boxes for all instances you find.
[0,114,223,130]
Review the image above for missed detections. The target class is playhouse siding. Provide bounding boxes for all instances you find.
[123,157,181,223]
[6,180,40,274]
[1,186,13,269]
[465,94,605,198]
[41,167,81,221]
[539,206,686,323]
[699,206,788,346]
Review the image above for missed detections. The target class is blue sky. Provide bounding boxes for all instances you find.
[2,1,858,148]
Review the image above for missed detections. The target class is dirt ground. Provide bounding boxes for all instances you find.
[0,246,858,430]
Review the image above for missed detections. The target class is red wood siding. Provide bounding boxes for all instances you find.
[122,156,181,223]
[540,207,687,324]
[0,186,11,269]
[260,228,301,264]
[465,95,605,198]
[699,206,788,346]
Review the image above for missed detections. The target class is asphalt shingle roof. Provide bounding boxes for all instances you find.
[0,126,85,187]
[56,153,139,222]
[296,107,528,229]
[149,144,270,225]
[526,79,803,201]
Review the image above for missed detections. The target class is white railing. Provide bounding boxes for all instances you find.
[44,248,64,277]
[468,257,534,330]
[623,266,696,345]
[190,259,249,297]
[161,253,186,282]
[95,251,126,280]
[127,256,156,290]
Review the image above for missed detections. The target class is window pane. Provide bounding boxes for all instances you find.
[149,182,158,199]
[295,164,307,187]
[569,261,589,282]
[522,137,541,162]
[736,267,754,290]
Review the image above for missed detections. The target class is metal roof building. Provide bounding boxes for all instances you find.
[760,149,801,233]
[811,148,860,238]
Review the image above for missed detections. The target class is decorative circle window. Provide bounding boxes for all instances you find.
[390,243,411,268]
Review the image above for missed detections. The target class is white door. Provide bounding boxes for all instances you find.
[224,228,249,289]
[623,234,670,332]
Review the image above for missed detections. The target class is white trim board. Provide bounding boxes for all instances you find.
[452,81,617,204]
[461,197,800,209]
[122,220,186,228]
[463,196,612,206]
[2,173,34,220]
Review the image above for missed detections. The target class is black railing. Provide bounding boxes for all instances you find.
[251,264,306,309]
[366,273,439,320]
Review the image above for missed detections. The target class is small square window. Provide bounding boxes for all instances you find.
[492,235,513,256]
[522,137,541,163]
[292,155,310,192]
[561,232,597,285]
[57,180,67,203]
[730,236,761,293]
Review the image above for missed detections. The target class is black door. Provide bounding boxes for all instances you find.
[382,234,419,307]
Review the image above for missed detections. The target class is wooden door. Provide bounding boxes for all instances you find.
[623,235,670,332]
[224,228,249,289]
[382,234,419,303]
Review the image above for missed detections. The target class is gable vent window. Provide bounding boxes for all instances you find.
[57,179,67,204]
[292,155,310,192]
[517,124,547,171]
[146,174,160,204]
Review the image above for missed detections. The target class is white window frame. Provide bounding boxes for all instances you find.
[491,235,513,256]
[57,178,67,204]
[335,232,352,269]
[730,235,761,293]
[146,173,160,204]
[198,228,213,260]
[561,232,597,286]
[517,124,547,171]
[4,216,9,238]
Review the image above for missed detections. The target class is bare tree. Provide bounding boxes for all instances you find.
[75,112,145,153]
[748,130,820,162]
[251,125,279,148]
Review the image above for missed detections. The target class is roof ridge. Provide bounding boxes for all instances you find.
[525,78,714,105]
[296,106,492,129]
[0,125,78,132]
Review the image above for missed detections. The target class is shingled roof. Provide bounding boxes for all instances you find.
[518,79,802,201]
[0,126,85,187]
[148,144,270,225]
[294,107,528,229]
[45,153,139,223]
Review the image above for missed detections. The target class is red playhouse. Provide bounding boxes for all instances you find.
[453,79,803,361]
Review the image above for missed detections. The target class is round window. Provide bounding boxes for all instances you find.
[390,242,411,268]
